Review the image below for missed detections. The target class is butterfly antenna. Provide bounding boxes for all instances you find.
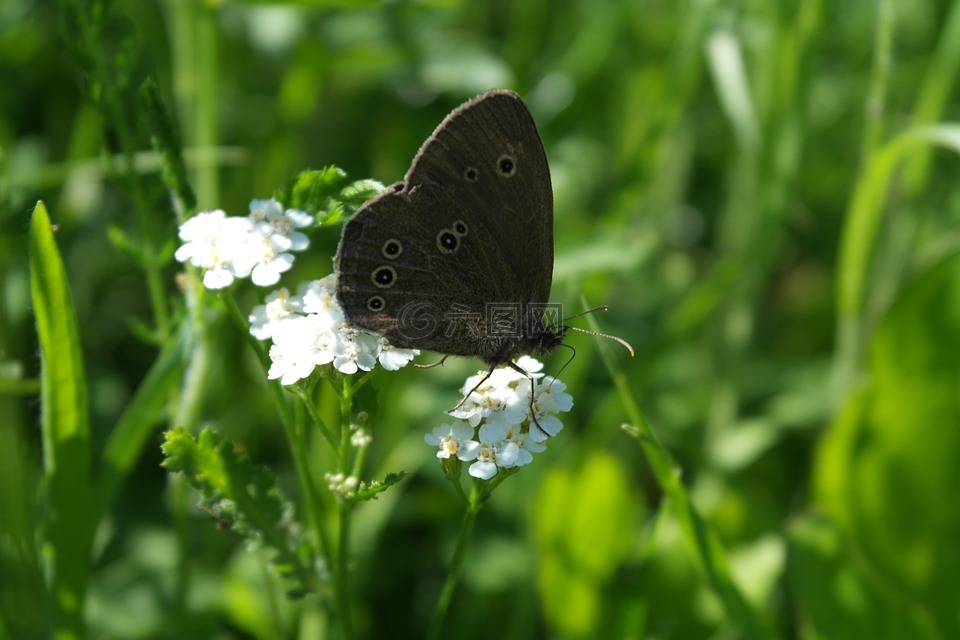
[553,305,635,357]
[567,325,635,356]
[562,305,610,322]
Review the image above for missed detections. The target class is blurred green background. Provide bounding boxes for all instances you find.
[3,0,960,638]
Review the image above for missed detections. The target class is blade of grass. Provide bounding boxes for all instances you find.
[584,301,768,639]
[834,125,960,394]
[29,201,92,637]
[904,0,960,190]
[93,320,190,522]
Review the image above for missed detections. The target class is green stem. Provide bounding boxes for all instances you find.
[860,0,895,166]
[297,383,337,451]
[336,377,355,639]
[427,497,480,640]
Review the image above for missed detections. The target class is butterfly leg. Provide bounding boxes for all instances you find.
[414,355,449,369]
[506,361,548,437]
[448,368,494,413]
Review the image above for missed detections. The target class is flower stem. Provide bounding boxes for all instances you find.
[335,377,355,639]
[426,488,482,640]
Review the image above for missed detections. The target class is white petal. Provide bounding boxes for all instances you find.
[468,460,498,480]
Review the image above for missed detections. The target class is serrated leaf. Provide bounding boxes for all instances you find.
[277,167,384,224]
[161,427,321,596]
[282,166,348,214]
[348,470,407,502]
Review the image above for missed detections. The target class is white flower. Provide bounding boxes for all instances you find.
[332,325,379,374]
[377,337,419,371]
[325,472,358,495]
[177,199,313,291]
[498,423,544,468]
[249,198,313,251]
[266,314,336,385]
[451,370,526,427]
[468,442,500,480]
[249,288,303,340]
[245,234,295,287]
[468,423,520,479]
[351,428,372,448]
[301,276,344,324]
[424,421,479,461]
[260,274,418,383]
[247,198,284,224]
[175,211,256,289]
[426,357,574,476]
[526,377,574,442]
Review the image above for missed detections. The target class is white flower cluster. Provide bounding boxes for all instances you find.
[175,199,312,289]
[251,275,419,384]
[424,356,573,480]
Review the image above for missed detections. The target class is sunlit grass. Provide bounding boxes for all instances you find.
[3,0,960,638]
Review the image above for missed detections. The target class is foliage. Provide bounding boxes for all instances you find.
[2,0,960,638]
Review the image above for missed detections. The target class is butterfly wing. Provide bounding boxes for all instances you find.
[335,90,553,357]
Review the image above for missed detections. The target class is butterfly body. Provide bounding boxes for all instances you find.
[336,90,562,368]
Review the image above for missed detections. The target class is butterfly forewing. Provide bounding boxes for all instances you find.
[406,90,554,305]
[335,90,554,359]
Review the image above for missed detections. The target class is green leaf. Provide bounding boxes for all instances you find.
[347,471,407,503]
[815,251,960,636]
[29,201,92,637]
[278,166,384,224]
[161,427,321,598]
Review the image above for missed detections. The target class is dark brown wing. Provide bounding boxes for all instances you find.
[406,90,554,306]
[335,90,553,356]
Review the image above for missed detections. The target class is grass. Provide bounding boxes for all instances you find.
[3,0,960,638]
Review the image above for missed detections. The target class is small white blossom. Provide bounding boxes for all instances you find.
[451,370,526,427]
[351,428,373,448]
[332,326,379,374]
[266,314,336,385]
[426,357,572,478]
[249,288,303,340]
[325,472,359,496]
[424,421,479,461]
[301,276,344,323]
[176,198,313,290]
[257,275,418,383]
[498,423,544,468]
[469,443,500,479]
[175,211,256,289]
[377,336,420,371]
[249,198,313,251]
[526,377,574,442]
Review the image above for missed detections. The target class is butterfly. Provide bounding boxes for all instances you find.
[335,90,630,428]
